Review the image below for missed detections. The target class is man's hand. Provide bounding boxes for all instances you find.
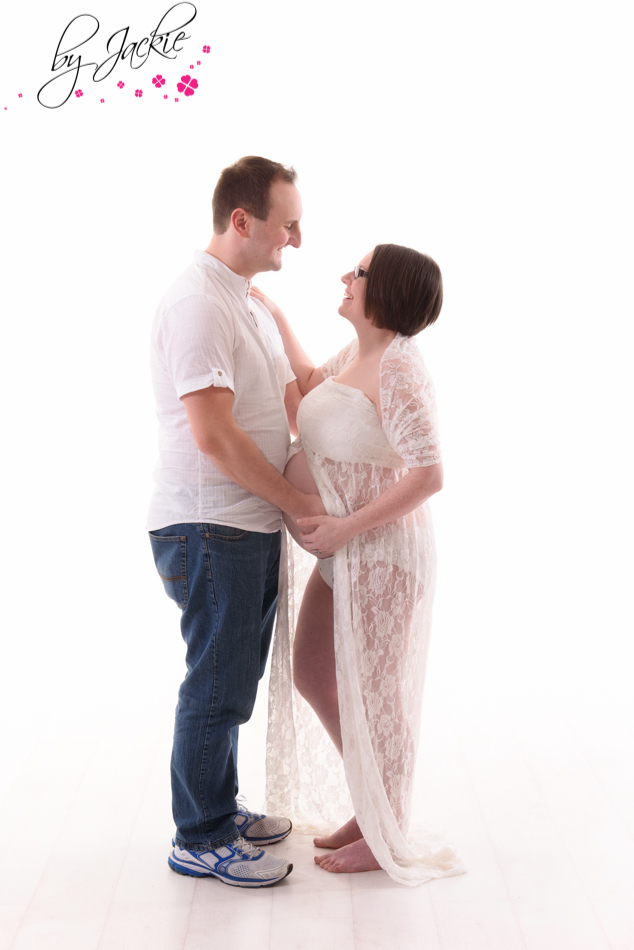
[296,513,353,557]
[290,492,327,534]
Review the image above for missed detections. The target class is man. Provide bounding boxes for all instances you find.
[147,156,324,887]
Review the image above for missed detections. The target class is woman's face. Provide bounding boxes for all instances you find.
[338,250,373,325]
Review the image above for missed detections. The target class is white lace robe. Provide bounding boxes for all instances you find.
[265,333,466,886]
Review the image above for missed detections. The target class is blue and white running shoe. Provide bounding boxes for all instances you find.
[234,804,292,846]
[168,836,292,887]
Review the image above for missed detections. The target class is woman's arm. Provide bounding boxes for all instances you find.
[250,287,324,396]
[296,463,443,556]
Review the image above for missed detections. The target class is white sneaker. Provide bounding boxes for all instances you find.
[234,804,292,845]
[168,836,292,887]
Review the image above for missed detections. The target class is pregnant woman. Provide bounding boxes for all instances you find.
[254,244,465,886]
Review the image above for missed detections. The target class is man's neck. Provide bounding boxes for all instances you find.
[204,236,255,281]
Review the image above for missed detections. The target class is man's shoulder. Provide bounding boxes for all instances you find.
[156,260,233,322]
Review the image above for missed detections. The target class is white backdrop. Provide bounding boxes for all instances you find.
[0,0,632,801]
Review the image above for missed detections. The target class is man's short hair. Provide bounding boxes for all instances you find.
[365,244,443,336]
[212,156,297,234]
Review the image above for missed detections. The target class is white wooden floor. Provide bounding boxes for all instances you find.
[1,652,633,950]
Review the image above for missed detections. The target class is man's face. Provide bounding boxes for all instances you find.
[248,180,303,273]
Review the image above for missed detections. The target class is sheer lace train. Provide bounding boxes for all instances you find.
[265,335,467,885]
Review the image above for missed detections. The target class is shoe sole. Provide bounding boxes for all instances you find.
[168,856,293,887]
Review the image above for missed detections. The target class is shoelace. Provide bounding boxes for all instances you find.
[233,836,261,858]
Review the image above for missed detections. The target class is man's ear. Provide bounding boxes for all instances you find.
[230,207,251,239]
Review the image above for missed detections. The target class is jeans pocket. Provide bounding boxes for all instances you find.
[205,524,249,541]
[149,532,188,608]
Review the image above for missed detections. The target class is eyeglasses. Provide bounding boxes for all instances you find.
[354,265,369,279]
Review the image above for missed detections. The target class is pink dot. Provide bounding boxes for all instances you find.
[189,64,194,69]
[175,97,179,102]
[18,93,22,98]
[100,99,104,103]
[197,60,201,65]
[163,94,168,99]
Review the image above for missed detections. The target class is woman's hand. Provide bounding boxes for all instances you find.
[250,287,321,396]
[296,465,444,557]
[250,285,284,323]
[296,514,354,558]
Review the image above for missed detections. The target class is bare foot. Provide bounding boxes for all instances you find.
[313,816,364,850]
[314,837,382,873]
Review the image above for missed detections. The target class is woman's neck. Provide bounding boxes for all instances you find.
[354,322,397,361]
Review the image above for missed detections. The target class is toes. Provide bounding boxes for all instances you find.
[314,835,336,849]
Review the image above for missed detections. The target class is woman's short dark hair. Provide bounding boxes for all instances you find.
[212,156,297,234]
[364,244,443,336]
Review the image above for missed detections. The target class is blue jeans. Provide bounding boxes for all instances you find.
[149,522,281,849]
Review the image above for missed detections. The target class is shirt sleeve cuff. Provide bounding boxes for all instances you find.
[175,369,234,398]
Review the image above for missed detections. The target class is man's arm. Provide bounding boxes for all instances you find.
[181,385,324,521]
[284,379,302,437]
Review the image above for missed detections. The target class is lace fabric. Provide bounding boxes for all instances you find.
[265,334,466,885]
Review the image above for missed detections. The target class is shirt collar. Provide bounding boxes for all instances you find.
[195,250,251,298]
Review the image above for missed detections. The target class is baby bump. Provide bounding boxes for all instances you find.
[283,447,321,548]
[284,446,320,496]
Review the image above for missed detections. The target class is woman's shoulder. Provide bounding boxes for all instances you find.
[381,334,432,390]
[322,338,359,378]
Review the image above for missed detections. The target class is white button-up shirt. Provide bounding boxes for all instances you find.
[146,251,295,532]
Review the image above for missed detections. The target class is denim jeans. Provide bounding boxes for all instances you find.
[149,522,281,849]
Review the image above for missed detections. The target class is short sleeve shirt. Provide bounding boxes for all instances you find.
[146,251,296,532]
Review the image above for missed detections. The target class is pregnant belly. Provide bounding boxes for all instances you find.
[283,448,321,549]
[284,447,319,495]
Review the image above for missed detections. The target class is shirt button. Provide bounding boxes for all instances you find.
[218,371,222,376]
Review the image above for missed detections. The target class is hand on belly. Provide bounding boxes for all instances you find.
[283,449,325,549]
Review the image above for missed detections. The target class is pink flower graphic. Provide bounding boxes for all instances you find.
[203,45,210,53]
[100,98,105,103]
[117,81,125,89]
[75,89,83,98]
[135,89,143,97]
[177,75,198,97]
[18,93,23,98]
[152,74,165,87]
